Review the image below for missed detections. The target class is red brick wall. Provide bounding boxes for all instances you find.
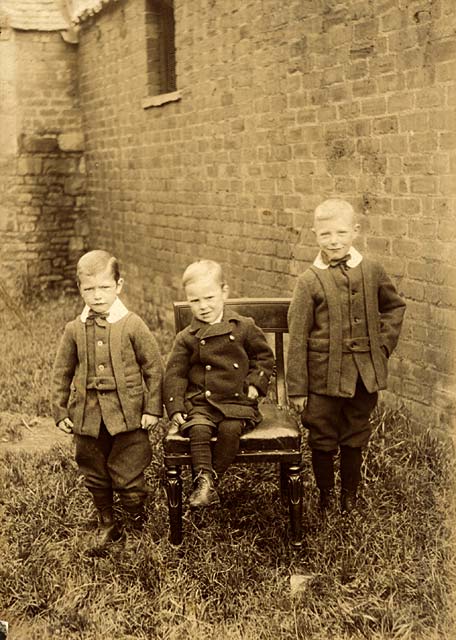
[0,28,87,292]
[77,0,456,429]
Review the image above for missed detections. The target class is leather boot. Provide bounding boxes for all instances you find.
[319,488,336,515]
[93,508,123,548]
[189,471,220,508]
[341,489,357,514]
[124,503,146,531]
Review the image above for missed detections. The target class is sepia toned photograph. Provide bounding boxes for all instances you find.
[0,0,455,638]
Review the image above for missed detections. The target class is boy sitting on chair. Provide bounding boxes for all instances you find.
[164,260,275,508]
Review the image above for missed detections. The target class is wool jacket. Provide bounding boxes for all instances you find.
[52,311,163,436]
[164,308,274,422]
[287,257,406,398]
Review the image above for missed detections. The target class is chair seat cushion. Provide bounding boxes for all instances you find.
[164,404,300,455]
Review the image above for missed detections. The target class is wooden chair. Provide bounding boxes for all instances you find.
[163,298,303,547]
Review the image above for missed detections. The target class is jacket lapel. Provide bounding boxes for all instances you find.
[310,266,343,395]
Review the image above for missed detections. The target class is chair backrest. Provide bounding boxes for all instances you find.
[173,298,291,407]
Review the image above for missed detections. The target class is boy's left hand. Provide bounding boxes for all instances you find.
[141,414,160,431]
[247,385,259,400]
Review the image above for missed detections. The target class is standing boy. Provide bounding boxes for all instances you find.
[51,250,163,547]
[287,199,406,514]
[164,260,275,508]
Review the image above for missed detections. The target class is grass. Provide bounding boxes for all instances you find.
[0,294,455,639]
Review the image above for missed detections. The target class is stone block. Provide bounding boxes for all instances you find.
[64,175,86,195]
[58,132,85,152]
[20,135,59,154]
[17,157,42,176]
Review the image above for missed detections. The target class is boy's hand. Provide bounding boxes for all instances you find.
[171,412,187,428]
[141,414,159,431]
[57,418,73,434]
[247,385,259,400]
[289,396,307,412]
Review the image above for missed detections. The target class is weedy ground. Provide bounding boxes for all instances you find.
[0,294,454,639]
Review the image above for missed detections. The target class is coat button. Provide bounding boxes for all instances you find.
[233,363,239,369]
[205,390,211,397]
[205,364,212,370]
[234,392,240,397]
[229,335,235,341]
[98,364,105,371]
[169,396,174,401]
[97,340,103,346]
[200,339,206,345]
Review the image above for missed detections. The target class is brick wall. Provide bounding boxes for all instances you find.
[0,26,87,292]
[77,0,456,429]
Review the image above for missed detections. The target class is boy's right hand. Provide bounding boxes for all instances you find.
[170,412,187,428]
[57,418,74,434]
[289,396,307,413]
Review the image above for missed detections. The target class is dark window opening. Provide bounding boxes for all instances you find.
[146,0,176,95]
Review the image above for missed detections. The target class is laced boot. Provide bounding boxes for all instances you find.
[93,508,123,548]
[340,489,357,514]
[189,471,220,508]
[319,488,336,516]
[124,503,146,532]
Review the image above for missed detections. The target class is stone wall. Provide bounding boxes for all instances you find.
[0,26,87,292]
[76,0,456,429]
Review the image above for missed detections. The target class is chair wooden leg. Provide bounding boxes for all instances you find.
[286,464,303,548]
[279,462,288,505]
[165,465,183,545]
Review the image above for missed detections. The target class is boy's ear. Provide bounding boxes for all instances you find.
[353,223,361,234]
[222,283,229,298]
[116,277,124,293]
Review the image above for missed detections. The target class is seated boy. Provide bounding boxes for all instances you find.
[164,260,275,508]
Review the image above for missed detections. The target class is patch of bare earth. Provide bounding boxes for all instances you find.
[0,411,70,454]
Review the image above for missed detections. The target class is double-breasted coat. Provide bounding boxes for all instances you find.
[164,308,274,424]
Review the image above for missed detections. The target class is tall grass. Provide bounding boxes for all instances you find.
[0,295,454,639]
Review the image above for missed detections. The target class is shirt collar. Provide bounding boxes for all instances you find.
[313,246,363,270]
[210,310,224,325]
[188,307,240,334]
[80,297,129,323]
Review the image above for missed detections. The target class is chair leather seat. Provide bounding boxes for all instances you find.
[164,404,300,455]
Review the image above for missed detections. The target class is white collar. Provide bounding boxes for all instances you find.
[209,310,224,325]
[313,246,363,270]
[80,297,129,323]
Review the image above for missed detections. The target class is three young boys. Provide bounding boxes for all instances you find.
[53,197,405,533]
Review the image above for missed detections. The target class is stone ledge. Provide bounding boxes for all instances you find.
[142,90,182,109]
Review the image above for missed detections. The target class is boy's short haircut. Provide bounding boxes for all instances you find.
[182,260,224,288]
[314,198,356,224]
[76,250,121,284]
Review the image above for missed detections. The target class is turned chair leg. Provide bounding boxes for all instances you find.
[279,462,288,506]
[287,464,303,548]
[165,465,183,545]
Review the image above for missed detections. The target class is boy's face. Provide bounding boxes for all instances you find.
[185,276,229,324]
[78,267,123,314]
[313,211,360,262]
